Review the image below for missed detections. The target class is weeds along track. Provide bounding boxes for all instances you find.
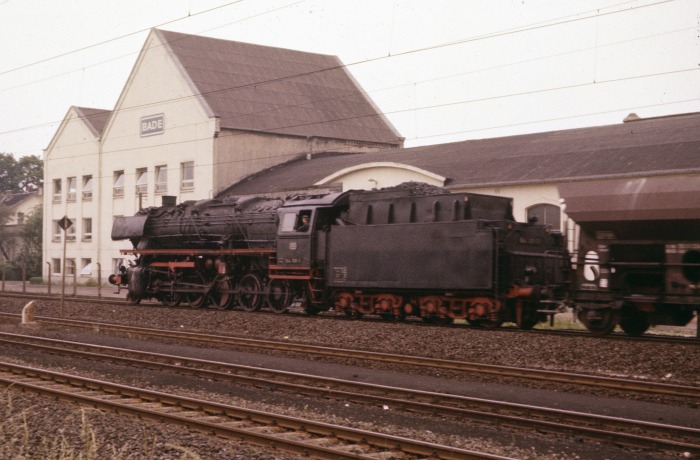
[1,331,700,456]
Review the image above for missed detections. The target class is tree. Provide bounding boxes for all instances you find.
[18,155,44,192]
[17,204,43,278]
[0,204,12,261]
[0,153,19,193]
[0,152,43,192]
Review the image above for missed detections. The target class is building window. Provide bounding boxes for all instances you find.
[526,204,561,231]
[65,258,76,276]
[66,177,77,201]
[52,179,62,202]
[155,165,167,193]
[82,175,93,200]
[66,223,76,241]
[82,218,92,241]
[113,171,124,197]
[80,258,92,276]
[51,258,61,274]
[52,220,61,242]
[181,161,194,190]
[135,168,148,195]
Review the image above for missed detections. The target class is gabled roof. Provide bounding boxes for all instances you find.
[0,191,38,208]
[218,112,700,196]
[156,29,403,145]
[74,106,112,137]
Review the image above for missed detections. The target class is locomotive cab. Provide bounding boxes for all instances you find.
[275,192,349,269]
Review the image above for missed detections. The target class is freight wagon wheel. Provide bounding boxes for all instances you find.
[266,279,291,314]
[619,311,650,336]
[238,274,263,312]
[211,279,234,310]
[577,307,619,336]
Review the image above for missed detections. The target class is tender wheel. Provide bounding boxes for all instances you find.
[266,279,291,314]
[619,311,650,336]
[211,278,234,310]
[184,274,207,308]
[238,274,263,312]
[577,307,619,336]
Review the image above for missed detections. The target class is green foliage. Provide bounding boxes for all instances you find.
[0,204,14,262]
[0,152,43,192]
[16,204,43,278]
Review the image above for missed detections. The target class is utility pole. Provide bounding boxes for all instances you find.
[57,216,73,318]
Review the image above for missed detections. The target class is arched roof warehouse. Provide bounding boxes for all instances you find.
[217,111,700,197]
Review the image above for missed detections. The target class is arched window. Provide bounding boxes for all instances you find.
[525,204,561,231]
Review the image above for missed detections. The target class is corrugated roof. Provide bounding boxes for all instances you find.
[74,106,112,137]
[157,29,403,145]
[218,112,700,196]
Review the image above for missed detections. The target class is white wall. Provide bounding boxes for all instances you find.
[42,107,100,281]
[98,31,217,273]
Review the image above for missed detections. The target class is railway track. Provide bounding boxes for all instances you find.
[0,291,698,344]
[0,312,697,399]
[0,361,509,460]
[1,331,699,455]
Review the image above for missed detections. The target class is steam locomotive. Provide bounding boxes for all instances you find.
[110,184,570,330]
[111,179,700,336]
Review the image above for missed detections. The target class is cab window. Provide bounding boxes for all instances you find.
[280,213,297,232]
[280,210,312,233]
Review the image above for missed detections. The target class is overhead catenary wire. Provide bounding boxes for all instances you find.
[0,0,685,142]
[40,95,700,192]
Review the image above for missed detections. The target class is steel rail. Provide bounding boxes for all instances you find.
[1,331,699,455]
[5,313,698,399]
[0,361,509,460]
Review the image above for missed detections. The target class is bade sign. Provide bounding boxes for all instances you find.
[140,114,164,137]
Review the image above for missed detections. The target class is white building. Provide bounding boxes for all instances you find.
[43,29,403,282]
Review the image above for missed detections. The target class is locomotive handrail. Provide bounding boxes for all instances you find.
[120,248,276,256]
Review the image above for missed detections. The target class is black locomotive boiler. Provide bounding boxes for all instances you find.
[110,184,570,329]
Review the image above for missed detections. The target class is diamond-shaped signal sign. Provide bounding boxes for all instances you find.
[57,216,73,231]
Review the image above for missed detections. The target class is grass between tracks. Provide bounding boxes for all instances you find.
[0,389,201,460]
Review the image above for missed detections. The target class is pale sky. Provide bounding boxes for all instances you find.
[1,0,698,158]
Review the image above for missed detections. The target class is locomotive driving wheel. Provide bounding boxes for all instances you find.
[266,279,292,314]
[211,278,234,310]
[161,290,181,307]
[184,273,207,308]
[237,273,263,312]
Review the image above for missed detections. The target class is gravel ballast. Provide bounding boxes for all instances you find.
[0,296,697,459]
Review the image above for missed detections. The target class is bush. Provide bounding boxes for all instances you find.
[29,277,43,285]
